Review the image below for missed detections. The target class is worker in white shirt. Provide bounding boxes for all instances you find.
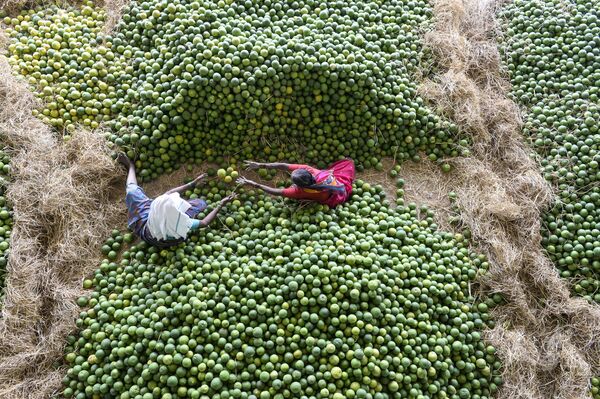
[118,153,236,247]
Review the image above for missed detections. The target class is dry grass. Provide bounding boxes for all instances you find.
[394,160,458,231]
[102,0,130,33]
[420,0,600,398]
[0,0,77,15]
[356,158,458,232]
[355,158,400,204]
[0,35,126,398]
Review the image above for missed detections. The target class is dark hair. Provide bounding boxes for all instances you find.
[291,169,316,187]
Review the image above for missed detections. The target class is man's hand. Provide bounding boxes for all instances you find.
[237,176,257,187]
[244,160,263,170]
[220,192,238,204]
[200,192,238,228]
[192,173,207,186]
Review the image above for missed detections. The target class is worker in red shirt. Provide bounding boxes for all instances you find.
[237,159,356,208]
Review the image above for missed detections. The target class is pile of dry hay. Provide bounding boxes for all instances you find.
[0,32,126,398]
[415,0,600,397]
[102,0,130,32]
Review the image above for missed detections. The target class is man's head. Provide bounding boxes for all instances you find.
[291,169,316,187]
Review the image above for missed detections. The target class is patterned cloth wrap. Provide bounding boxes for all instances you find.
[125,184,207,248]
[313,159,355,208]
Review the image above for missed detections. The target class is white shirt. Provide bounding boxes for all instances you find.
[146,193,194,241]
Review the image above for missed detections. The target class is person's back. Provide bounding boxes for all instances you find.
[126,188,206,248]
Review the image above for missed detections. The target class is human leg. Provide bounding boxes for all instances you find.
[116,153,138,187]
[126,162,138,187]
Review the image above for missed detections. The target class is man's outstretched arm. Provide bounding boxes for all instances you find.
[197,193,238,228]
[164,173,207,195]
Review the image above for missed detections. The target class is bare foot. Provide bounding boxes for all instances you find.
[116,152,130,169]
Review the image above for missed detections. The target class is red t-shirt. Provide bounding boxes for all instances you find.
[281,164,330,203]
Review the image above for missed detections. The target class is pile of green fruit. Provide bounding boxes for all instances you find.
[3,3,122,132]
[216,167,239,184]
[3,1,504,397]
[64,180,501,399]
[503,0,600,303]
[0,149,12,302]
[5,0,466,181]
